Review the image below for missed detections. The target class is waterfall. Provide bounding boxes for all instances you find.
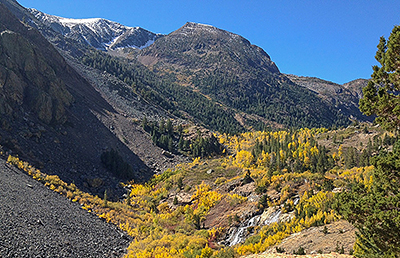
[225,214,262,246]
[224,207,285,246]
[263,209,281,225]
[224,197,300,246]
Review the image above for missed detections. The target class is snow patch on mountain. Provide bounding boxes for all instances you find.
[138,39,155,49]
[59,17,103,26]
[28,8,163,51]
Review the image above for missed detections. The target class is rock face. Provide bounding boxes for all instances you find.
[342,78,369,100]
[0,3,73,124]
[29,8,163,51]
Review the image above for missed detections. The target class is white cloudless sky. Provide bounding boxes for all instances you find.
[18,0,400,84]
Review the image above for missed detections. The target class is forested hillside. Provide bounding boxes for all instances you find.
[81,50,244,134]
[138,22,352,130]
[285,75,370,122]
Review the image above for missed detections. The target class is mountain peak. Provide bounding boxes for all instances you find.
[28,8,163,50]
[141,21,279,74]
[173,21,233,38]
[183,21,216,29]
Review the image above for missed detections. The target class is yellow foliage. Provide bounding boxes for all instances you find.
[256,151,270,167]
[199,245,213,258]
[191,182,222,211]
[279,149,285,162]
[190,157,201,167]
[233,150,254,168]
[130,184,150,197]
[5,126,347,258]
[214,177,226,185]
[338,145,343,157]
[157,202,171,214]
[333,166,374,187]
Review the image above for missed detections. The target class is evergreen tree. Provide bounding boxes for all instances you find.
[336,25,400,257]
[335,142,400,256]
[100,149,134,179]
[166,119,173,136]
[159,119,166,134]
[178,135,184,151]
[359,25,400,131]
[141,116,149,131]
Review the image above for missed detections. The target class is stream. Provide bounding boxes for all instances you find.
[224,197,299,246]
[225,208,282,246]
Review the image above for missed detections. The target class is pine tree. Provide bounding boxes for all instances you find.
[336,25,400,257]
[359,26,400,131]
[159,119,165,134]
[166,119,173,136]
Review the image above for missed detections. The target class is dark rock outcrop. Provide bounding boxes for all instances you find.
[0,3,73,124]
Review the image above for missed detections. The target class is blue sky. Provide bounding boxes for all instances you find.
[18,0,400,84]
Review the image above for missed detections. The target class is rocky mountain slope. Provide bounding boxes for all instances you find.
[29,8,163,51]
[342,78,369,99]
[9,3,371,132]
[137,22,355,129]
[0,158,131,257]
[138,22,279,73]
[5,0,371,132]
[285,74,370,122]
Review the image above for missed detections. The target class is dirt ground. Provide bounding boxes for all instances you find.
[253,220,356,257]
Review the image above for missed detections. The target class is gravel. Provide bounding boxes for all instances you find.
[0,158,132,258]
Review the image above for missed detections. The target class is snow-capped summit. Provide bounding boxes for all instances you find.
[28,8,163,51]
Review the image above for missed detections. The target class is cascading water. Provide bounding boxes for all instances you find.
[225,214,262,246]
[263,209,281,226]
[224,207,286,246]
[224,198,300,246]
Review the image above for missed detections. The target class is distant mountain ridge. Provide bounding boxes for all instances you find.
[343,78,368,99]
[285,74,370,121]
[28,8,163,50]
[285,74,368,99]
